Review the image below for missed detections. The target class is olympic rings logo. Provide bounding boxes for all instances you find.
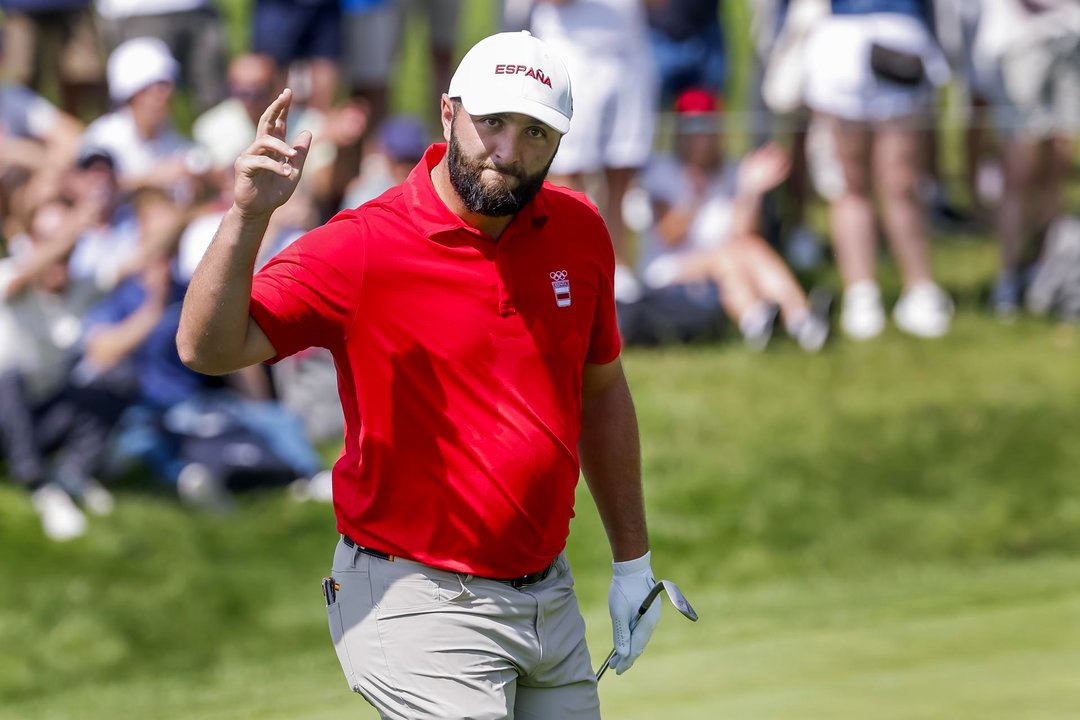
[550,270,568,281]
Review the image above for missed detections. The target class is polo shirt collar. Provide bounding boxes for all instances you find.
[405,143,550,241]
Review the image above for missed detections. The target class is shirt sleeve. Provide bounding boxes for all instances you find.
[249,216,365,362]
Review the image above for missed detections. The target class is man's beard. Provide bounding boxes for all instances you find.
[447,121,554,217]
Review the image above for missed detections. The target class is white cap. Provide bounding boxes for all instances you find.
[107,37,179,104]
[448,31,573,134]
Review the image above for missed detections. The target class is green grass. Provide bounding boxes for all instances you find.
[3,238,1080,718]
[5,2,1080,717]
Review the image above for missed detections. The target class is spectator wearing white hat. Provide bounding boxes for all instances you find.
[81,36,203,201]
[95,0,227,112]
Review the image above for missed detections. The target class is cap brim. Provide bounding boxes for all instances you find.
[458,95,570,135]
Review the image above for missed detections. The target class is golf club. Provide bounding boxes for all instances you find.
[595,579,698,681]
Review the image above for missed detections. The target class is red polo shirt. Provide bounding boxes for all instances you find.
[250,144,621,577]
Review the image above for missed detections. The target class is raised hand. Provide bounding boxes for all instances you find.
[737,142,792,198]
[233,88,312,221]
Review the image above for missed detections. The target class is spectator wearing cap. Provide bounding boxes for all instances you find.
[64,145,175,298]
[95,0,227,112]
[636,88,830,351]
[529,0,660,303]
[81,36,203,201]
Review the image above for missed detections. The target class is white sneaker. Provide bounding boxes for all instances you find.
[82,478,115,517]
[177,463,232,513]
[894,282,954,338]
[841,281,885,340]
[31,483,88,541]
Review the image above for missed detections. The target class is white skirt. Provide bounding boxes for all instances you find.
[804,13,949,121]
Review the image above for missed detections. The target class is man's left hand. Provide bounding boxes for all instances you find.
[608,551,661,674]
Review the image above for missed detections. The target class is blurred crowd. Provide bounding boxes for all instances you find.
[1,0,1078,541]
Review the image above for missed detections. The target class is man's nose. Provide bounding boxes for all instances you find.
[491,133,522,166]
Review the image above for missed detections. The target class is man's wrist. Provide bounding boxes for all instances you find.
[228,203,274,228]
[612,550,651,576]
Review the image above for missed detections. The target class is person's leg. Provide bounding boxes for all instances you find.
[0,370,46,488]
[684,249,779,350]
[514,555,601,720]
[47,385,127,484]
[873,116,933,289]
[603,166,639,268]
[328,541,525,719]
[344,1,403,136]
[995,135,1040,313]
[729,235,811,323]
[821,115,885,339]
[1040,135,1074,236]
[713,237,830,351]
[876,117,954,337]
[183,7,228,112]
[228,395,323,479]
[425,0,463,116]
[828,117,876,287]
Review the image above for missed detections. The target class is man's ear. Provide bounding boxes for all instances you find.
[440,95,455,142]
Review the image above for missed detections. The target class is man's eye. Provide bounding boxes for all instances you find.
[527,127,547,139]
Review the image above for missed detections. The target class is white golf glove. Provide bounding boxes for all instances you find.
[608,551,660,675]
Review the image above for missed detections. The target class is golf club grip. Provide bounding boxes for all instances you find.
[597,582,662,680]
[636,581,665,617]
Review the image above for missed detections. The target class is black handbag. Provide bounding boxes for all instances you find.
[869,42,925,86]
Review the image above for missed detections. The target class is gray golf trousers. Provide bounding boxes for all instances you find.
[326,538,601,719]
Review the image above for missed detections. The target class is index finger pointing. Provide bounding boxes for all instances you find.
[258,88,293,139]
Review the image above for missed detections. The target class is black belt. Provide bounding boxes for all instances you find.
[342,535,555,589]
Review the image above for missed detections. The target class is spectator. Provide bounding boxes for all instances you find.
[63,146,143,293]
[79,193,331,509]
[192,53,283,175]
[82,37,205,203]
[645,0,727,104]
[636,89,830,351]
[746,0,824,270]
[251,0,341,113]
[341,114,429,209]
[802,0,954,340]
[194,52,369,219]
[977,0,1080,317]
[529,0,659,302]
[0,199,123,540]
[0,37,84,238]
[343,0,463,133]
[0,0,107,118]
[94,0,227,112]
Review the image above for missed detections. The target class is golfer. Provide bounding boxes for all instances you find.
[177,31,661,719]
